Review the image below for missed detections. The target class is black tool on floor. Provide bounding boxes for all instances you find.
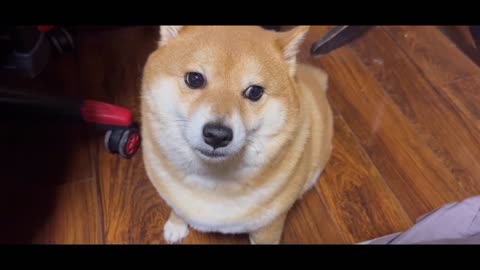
[310,26,372,56]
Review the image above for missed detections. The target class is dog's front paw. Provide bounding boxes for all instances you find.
[163,214,189,244]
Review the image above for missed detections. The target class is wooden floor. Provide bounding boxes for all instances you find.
[1,26,480,244]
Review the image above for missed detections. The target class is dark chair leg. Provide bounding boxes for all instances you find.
[310,25,371,56]
[469,26,480,49]
[261,26,281,32]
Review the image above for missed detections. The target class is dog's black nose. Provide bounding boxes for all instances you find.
[202,122,233,149]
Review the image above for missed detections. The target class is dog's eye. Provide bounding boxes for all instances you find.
[185,72,206,89]
[243,85,264,102]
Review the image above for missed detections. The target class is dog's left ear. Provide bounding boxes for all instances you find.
[159,26,184,47]
[277,26,310,76]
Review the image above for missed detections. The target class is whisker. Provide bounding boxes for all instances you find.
[250,134,265,150]
[246,139,259,154]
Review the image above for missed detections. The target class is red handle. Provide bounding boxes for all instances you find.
[38,25,55,32]
[80,100,133,127]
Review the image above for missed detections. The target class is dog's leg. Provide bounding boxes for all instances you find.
[249,213,287,244]
[163,211,190,244]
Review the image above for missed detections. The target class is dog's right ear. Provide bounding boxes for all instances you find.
[159,26,184,47]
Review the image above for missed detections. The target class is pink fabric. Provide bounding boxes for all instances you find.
[363,196,480,244]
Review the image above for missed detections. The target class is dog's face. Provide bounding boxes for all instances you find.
[142,26,309,168]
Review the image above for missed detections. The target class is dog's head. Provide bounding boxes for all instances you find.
[142,26,309,168]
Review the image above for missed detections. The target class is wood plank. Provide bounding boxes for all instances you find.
[296,31,414,243]
[32,180,102,244]
[384,26,480,85]
[318,111,413,243]
[305,27,468,220]
[441,76,480,130]
[281,187,346,244]
[182,231,250,244]
[349,26,480,197]
[387,26,480,148]
[100,151,171,244]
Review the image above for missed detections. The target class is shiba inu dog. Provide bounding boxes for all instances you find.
[140,26,333,244]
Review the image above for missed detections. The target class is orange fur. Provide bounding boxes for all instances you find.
[140,26,333,244]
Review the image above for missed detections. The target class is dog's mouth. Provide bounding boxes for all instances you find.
[195,148,230,162]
